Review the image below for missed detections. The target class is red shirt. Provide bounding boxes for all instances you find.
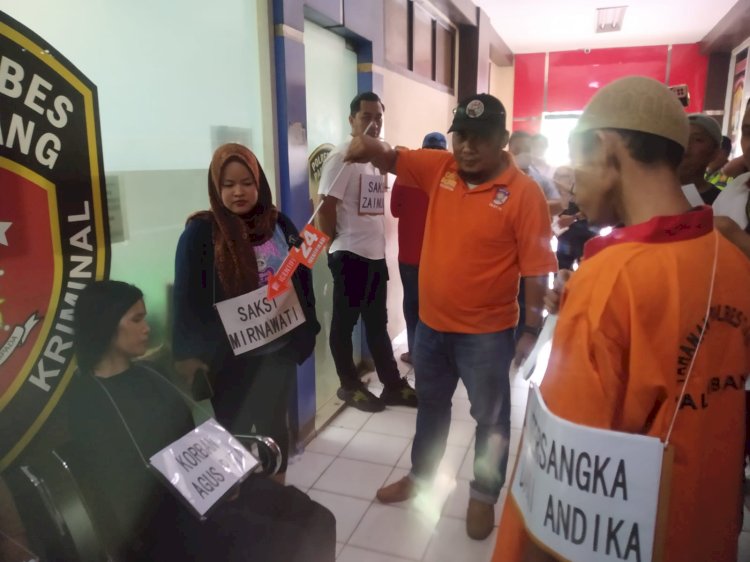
[390,179,428,266]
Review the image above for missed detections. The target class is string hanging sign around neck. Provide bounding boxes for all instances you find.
[90,367,259,520]
[647,231,720,561]
[507,232,720,562]
[217,172,338,348]
[217,223,328,353]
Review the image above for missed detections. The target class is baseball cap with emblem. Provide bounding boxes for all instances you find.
[687,113,722,147]
[573,76,689,149]
[448,94,507,134]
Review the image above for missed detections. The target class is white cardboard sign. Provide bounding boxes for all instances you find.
[511,386,664,562]
[359,174,385,214]
[215,284,305,356]
[149,418,259,518]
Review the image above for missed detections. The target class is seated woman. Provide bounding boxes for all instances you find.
[65,280,335,561]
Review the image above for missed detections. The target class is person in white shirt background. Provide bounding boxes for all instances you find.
[714,99,749,232]
[316,92,418,413]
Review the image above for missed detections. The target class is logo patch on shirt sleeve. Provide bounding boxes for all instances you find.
[490,186,510,209]
[439,171,458,191]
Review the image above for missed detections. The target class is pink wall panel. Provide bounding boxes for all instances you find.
[668,43,708,114]
[513,53,546,118]
[547,46,668,112]
[511,118,541,134]
[513,44,709,119]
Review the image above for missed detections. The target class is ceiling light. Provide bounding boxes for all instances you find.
[596,6,627,33]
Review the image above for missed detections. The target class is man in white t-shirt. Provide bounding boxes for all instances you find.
[317,92,417,412]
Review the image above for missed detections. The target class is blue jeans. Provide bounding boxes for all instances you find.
[398,263,419,353]
[410,321,514,504]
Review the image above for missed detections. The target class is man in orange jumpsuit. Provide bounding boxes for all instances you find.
[494,76,750,561]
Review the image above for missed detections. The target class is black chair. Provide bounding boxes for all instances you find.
[3,450,108,562]
[235,434,283,477]
[4,432,281,562]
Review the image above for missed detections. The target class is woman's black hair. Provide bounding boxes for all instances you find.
[73,280,143,373]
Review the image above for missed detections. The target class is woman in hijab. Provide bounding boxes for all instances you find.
[66,280,335,561]
[172,144,319,483]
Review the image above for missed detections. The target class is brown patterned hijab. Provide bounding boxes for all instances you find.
[190,143,278,298]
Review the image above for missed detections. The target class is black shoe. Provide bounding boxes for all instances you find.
[381,378,418,407]
[337,385,385,412]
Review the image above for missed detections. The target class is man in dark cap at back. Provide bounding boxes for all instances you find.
[345,93,557,540]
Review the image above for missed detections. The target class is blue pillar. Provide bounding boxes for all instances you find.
[272,0,317,443]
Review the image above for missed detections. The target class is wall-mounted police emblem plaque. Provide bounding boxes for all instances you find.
[0,11,109,468]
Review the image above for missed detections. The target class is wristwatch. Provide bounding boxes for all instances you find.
[522,325,542,338]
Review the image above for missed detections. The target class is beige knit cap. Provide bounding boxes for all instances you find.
[573,76,689,149]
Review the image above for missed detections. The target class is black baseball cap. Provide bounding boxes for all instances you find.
[448,94,507,134]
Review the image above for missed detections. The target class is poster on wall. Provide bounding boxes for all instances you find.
[728,47,748,157]
[0,11,109,468]
[308,143,333,212]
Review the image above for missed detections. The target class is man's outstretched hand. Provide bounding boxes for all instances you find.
[345,135,395,174]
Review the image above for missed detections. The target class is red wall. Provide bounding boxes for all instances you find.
[512,43,709,133]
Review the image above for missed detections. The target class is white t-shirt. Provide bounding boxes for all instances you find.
[681,183,704,207]
[712,172,749,230]
[317,140,386,260]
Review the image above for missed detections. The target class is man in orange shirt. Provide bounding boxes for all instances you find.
[494,76,750,561]
[346,94,557,539]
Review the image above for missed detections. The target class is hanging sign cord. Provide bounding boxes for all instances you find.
[89,364,216,469]
[664,231,719,448]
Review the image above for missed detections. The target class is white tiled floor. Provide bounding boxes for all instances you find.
[287,352,750,561]
[286,354,524,561]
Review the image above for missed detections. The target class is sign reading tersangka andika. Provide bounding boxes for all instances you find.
[511,386,664,562]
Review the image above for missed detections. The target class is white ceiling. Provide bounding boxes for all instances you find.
[475,0,739,54]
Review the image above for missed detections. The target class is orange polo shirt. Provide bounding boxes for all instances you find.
[395,149,557,334]
[494,207,750,562]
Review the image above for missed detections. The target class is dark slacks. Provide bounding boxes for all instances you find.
[327,251,401,389]
[398,262,420,354]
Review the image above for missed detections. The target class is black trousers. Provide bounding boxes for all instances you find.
[212,349,295,472]
[145,476,336,562]
[327,251,401,389]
